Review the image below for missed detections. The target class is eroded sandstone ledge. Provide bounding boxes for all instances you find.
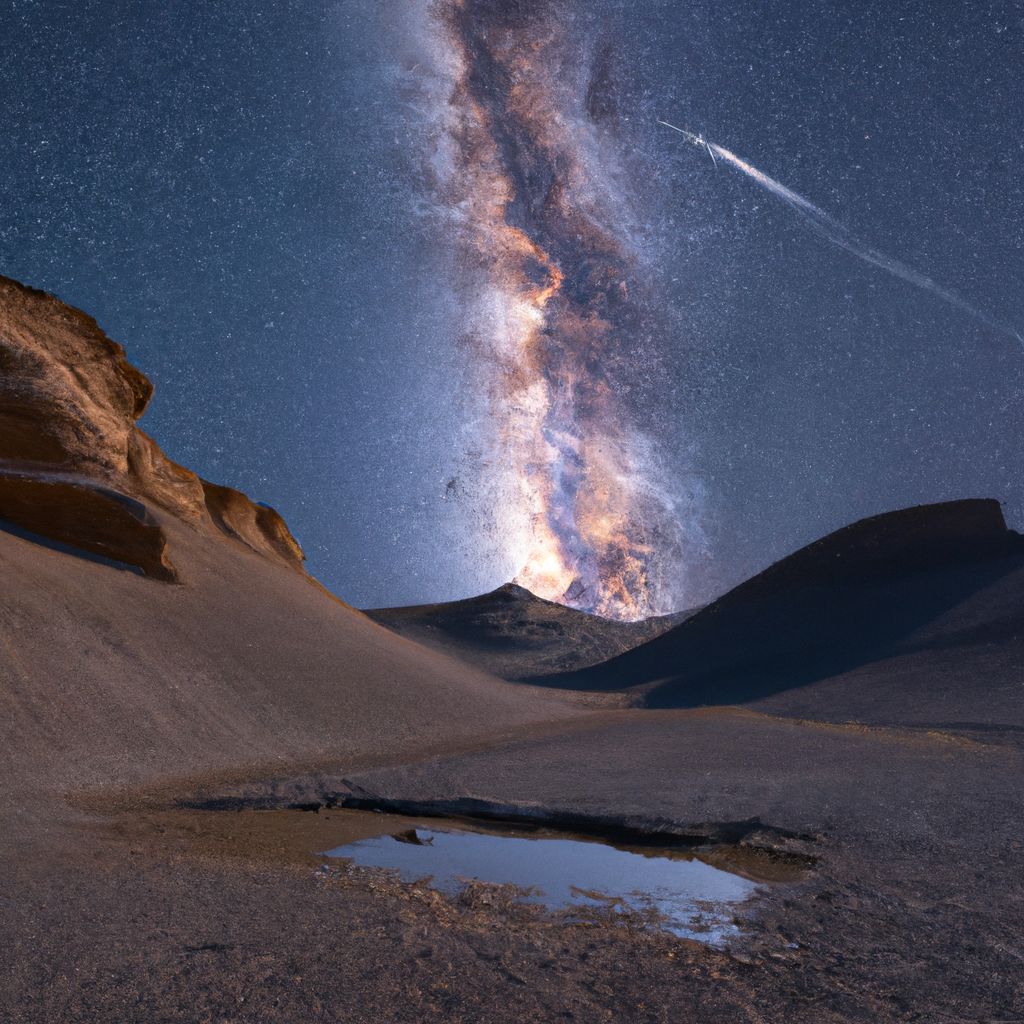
[0,275,304,578]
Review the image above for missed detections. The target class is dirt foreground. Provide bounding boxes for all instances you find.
[3,703,1022,1024]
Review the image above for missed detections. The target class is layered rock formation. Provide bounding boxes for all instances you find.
[0,275,303,578]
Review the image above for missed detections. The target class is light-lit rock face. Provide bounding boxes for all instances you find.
[0,275,304,578]
[200,479,305,568]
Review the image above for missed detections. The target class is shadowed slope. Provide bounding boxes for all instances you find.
[0,515,578,805]
[548,500,1024,719]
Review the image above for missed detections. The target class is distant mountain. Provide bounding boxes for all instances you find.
[365,583,697,680]
[546,499,1024,729]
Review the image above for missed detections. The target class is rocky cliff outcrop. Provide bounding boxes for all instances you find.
[0,275,303,578]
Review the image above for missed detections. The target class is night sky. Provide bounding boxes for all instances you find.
[2,0,1022,612]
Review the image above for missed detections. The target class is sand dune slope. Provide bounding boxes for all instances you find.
[0,277,576,812]
[0,520,577,799]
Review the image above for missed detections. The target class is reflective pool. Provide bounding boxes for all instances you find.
[323,821,759,944]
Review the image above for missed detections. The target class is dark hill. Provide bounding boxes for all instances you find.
[548,500,1024,723]
[365,583,695,679]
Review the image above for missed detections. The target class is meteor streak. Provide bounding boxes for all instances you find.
[659,120,1023,347]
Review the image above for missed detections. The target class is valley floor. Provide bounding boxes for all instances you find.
[3,705,1021,1024]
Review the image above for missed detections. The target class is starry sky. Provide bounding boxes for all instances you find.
[2,0,1022,612]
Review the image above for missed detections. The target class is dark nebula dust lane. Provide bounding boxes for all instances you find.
[421,0,702,620]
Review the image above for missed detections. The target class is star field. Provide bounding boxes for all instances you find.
[2,0,1022,609]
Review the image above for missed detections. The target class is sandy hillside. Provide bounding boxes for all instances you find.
[0,275,578,823]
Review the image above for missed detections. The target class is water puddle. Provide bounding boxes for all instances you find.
[322,814,760,944]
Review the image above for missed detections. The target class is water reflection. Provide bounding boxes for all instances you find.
[324,823,758,944]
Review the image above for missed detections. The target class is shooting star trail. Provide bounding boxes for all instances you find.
[658,119,1023,346]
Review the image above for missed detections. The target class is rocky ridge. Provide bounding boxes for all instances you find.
[0,275,303,579]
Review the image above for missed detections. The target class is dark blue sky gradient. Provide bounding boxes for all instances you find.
[2,0,1022,608]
